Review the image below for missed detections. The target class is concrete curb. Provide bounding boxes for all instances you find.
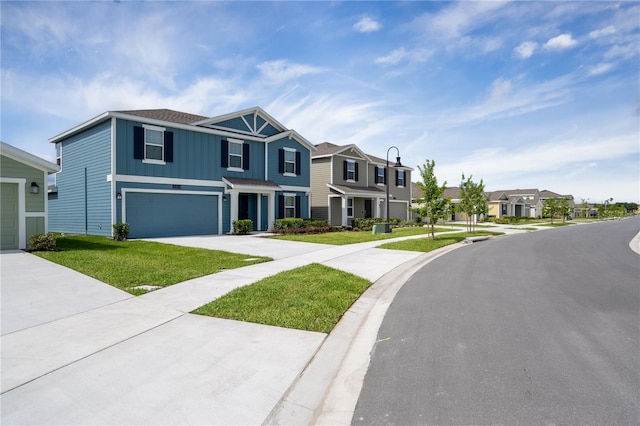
[265,242,467,426]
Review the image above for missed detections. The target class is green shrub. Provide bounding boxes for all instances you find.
[351,217,401,231]
[113,223,129,241]
[273,218,331,234]
[233,219,254,235]
[29,233,56,251]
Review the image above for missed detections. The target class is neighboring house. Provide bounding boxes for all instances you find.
[1,141,59,250]
[488,189,542,218]
[539,189,576,217]
[311,142,412,226]
[48,107,315,238]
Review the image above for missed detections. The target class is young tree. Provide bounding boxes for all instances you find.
[459,174,488,232]
[543,197,559,224]
[558,197,572,222]
[413,159,450,240]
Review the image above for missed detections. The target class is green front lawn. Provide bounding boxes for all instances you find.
[192,263,371,333]
[269,226,452,245]
[379,231,504,252]
[34,235,271,294]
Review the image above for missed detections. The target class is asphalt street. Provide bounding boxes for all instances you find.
[353,218,640,425]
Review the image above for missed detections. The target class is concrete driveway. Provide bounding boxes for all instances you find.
[1,233,426,425]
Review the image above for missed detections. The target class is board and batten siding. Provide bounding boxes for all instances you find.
[267,137,311,188]
[49,120,112,236]
[115,119,266,181]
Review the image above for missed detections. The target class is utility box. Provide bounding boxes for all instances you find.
[372,223,392,234]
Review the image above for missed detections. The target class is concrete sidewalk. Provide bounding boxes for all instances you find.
[0,227,521,425]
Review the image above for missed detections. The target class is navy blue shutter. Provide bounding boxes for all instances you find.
[243,144,250,170]
[343,161,348,180]
[295,196,301,218]
[384,168,387,185]
[164,132,174,163]
[355,162,359,181]
[295,152,301,175]
[221,140,228,167]
[279,149,285,173]
[278,195,284,219]
[395,169,399,186]
[133,127,144,159]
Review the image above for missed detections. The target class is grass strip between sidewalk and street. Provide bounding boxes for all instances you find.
[192,263,371,333]
[379,231,504,252]
[33,235,271,295]
[269,226,452,245]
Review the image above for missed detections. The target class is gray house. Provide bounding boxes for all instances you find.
[1,141,58,250]
[311,142,413,226]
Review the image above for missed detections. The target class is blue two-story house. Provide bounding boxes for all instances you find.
[48,107,315,238]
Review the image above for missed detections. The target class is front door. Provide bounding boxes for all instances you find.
[238,194,249,220]
[364,199,372,218]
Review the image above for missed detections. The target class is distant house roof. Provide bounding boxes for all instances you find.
[313,142,411,169]
[0,141,59,174]
[116,109,208,125]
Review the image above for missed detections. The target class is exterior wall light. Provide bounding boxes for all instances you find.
[30,182,39,194]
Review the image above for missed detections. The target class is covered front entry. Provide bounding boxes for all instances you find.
[124,191,219,238]
[223,177,280,233]
[327,183,386,227]
[238,193,258,230]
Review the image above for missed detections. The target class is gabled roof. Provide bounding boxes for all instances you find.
[222,176,281,191]
[539,189,568,198]
[116,109,208,125]
[313,142,371,162]
[49,107,316,152]
[193,106,287,135]
[328,183,386,198]
[1,141,59,173]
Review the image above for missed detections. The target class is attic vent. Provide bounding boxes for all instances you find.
[172,184,181,189]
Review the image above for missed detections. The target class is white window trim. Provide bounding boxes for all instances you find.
[284,192,296,218]
[346,160,356,183]
[142,124,166,164]
[284,147,296,176]
[397,170,406,188]
[376,167,385,186]
[347,197,354,218]
[227,138,244,171]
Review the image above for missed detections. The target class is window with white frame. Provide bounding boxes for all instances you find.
[145,128,164,161]
[285,149,296,174]
[377,167,385,184]
[397,170,406,187]
[347,161,356,181]
[55,143,62,170]
[228,141,243,169]
[347,198,354,217]
[285,195,296,218]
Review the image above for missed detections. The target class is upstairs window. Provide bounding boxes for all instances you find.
[279,148,301,176]
[145,128,164,161]
[133,125,173,164]
[396,170,406,187]
[344,160,358,182]
[376,166,386,184]
[55,143,62,170]
[228,141,243,169]
[221,139,250,170]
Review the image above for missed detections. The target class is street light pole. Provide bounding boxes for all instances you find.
[386,146,402,231]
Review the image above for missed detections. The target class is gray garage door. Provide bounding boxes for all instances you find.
[126,192,218,238]
[1,183,19,250]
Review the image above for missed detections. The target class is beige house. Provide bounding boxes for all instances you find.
[311,142,413,226]
[488,188,575,218]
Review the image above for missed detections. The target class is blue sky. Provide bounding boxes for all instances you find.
[2,1,638,203]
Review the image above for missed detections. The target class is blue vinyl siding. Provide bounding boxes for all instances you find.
[267,138,311,187]
[49,120,111,236]
[260,195,269,231]
[115,119,265,181]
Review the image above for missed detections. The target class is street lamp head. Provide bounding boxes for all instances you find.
[394,156,402,167]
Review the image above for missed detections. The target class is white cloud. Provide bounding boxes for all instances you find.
[544,33,578,50]
[375,47,431,65]
[353,16,381,33]
[489,77,513,100]
[587,63,614,76]
[257,59,326,84]
[514,41,538,59]
[589,25,616,39]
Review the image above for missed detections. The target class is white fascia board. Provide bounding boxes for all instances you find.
[193,107,288,134]
[333,145,372,162]
[114,174,226,188]
[0,141,59,173]
[49,112,268,144]
[222,177,281,193]
[265,130,317,152]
